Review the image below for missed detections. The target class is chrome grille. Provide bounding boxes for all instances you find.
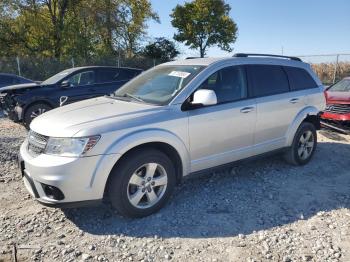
[27,130,48,157]
[324,104,350,114]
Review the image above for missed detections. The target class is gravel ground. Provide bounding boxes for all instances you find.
[1,116,350,262]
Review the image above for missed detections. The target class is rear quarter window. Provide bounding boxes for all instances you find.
[248,65,290,97]
[284,66,318,91]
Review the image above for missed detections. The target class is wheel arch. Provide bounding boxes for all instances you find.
[103,141,184,197]
[285,106,320,146]
[21,99,55,120]
[97,129,190,199]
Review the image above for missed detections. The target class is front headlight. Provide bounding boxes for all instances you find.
[44,136,100,157]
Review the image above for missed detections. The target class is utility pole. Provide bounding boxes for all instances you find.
[16,57,21,76]
[332,54,340,84]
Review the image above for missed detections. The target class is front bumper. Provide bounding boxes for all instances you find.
[321,111,350,122]
[5,107,21,122]
[19,140,120,207]
[0,94,22,122]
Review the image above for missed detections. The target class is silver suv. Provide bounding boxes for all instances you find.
[19,54,326,217]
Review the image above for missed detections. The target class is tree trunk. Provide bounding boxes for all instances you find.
[199,46,205,58]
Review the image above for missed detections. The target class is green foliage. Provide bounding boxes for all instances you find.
[0,0,158,60]
[142,37,179,62]
[170,0,238,57]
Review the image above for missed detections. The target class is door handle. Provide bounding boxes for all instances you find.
[289,98,300,104]
[240,107,254,113]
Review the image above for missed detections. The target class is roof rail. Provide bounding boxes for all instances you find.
[185,57,202,59]
[233,53,302,62]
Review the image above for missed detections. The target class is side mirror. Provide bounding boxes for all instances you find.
[61,80,70,88]
[191,89,217,106]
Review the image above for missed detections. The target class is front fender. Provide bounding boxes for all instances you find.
[105,128,190,176]
[285,106,320,146]
[88,128,190,199]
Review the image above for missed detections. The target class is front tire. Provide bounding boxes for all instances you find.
[108,148,176,218]
[24,103,52,129]
[284,122,317,165]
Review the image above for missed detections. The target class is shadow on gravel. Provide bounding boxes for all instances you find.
[64,141,350,239]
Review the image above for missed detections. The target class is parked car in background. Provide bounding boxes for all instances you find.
[0,66,142,127]
[321,77,350,132]
[19,54,325,218]
[0,73,34,88]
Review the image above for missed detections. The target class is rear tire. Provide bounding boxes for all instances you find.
[23,103,52,129]
[108,148,176,218]
[284,122,317,165]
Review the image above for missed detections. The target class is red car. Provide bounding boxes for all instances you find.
[321,77,350,133]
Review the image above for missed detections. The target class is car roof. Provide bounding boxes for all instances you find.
[69,66,142,72]
[163,56,310,68]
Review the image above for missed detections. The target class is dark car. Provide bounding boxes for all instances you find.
[0,73,34,88]
[0,66,142,127]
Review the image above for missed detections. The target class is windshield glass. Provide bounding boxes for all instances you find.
[114,65,204,105]
[41,68,75,85]
[328,78,350,92]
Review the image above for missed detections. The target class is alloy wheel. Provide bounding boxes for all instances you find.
[127,163,168,209]
[30,108,46,119]
[297,130,315,160]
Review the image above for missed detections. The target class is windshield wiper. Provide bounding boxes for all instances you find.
[123,93,144,102]
[105,94,129,101]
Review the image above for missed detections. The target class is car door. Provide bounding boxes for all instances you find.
[247,65,306,155]
[187,65,257,173]
[58,70,97,105]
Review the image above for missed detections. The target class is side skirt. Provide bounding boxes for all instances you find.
[187,147,289,178]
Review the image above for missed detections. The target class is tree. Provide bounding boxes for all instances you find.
[117,0,159,57]
[0,0,158,59]
[142,37,179,62]
[170,0,238,58]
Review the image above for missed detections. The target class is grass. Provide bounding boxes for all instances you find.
[311,62,350,85]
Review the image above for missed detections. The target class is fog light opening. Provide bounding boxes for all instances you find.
[41,184,65,200]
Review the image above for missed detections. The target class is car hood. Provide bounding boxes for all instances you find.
[0,83,39,93]
[30,96,167,137]
[325,90,350,103]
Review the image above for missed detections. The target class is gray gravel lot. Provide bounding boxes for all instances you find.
[0,116,350,262]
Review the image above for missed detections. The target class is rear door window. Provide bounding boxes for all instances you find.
[96,68,118,83]
[115,69,139,81]
[248,65,290,97]
[284,66,318,91]
[97,68,139,83]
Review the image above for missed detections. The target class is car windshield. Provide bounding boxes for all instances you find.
[113,65,204,105]
[328,78,350,92]
[41,69,75,85]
